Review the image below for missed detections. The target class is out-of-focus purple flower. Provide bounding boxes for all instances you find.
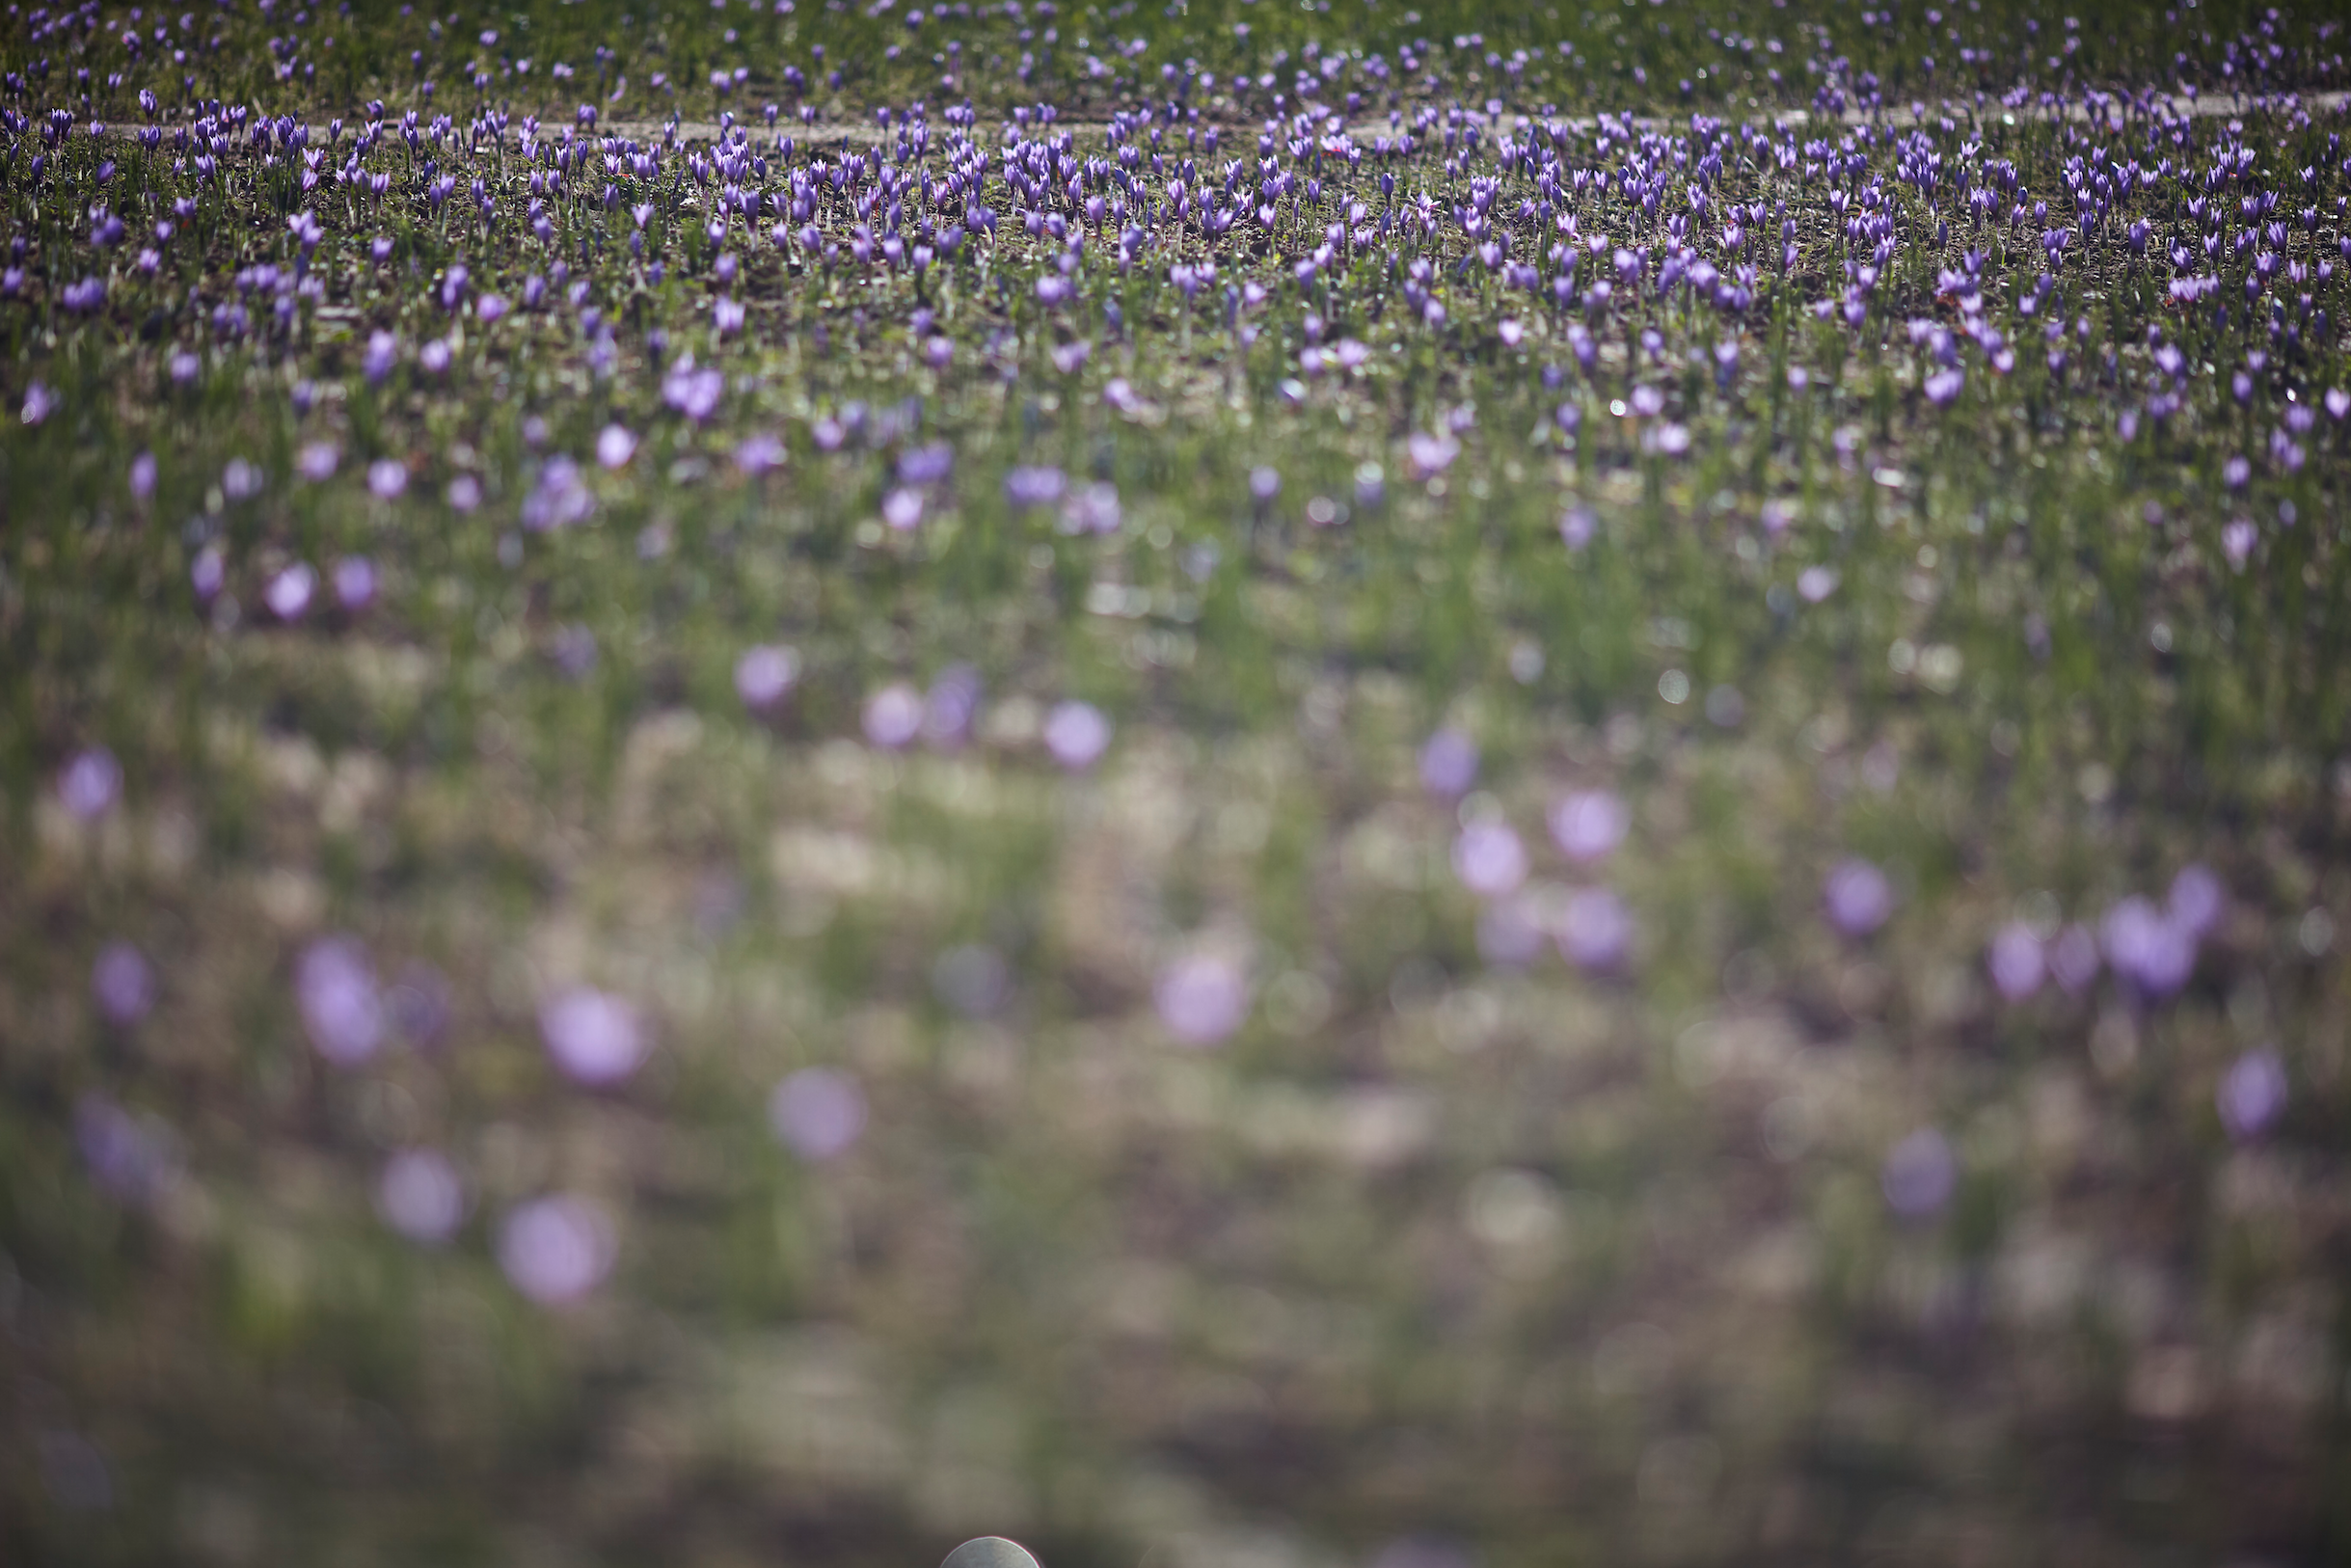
[1986,923,2045,1001]
[521,457,594,530]
[538,986,650,1086]
[1005,465,1067,509]
[1407,430,1461,476]
[1560,505,1597,551]
[59,747,122,820]
[1155,952,1250,1046]
[2101,896,2196,997]
[92,942,155,1026]
[475,293,509,325]
[2048,923,2100,994]
[1042,700,1112,770]
[881,488,925,530]
[662,357,725,420]
[1797,566,1840,602]
[1061,481,1121,535]
[1452,821,1527,899]
[366,458,409,499]
[735,643,800,709]
[2168,864,2225,937]
[498,1194,616,1305]
[222,458,264,502]
[320,553,372,610]
[1824,858,1894,937]
[377,1149,466,1245]
[76,1094,171,1203]
[1556,885,1633,970]
[899,443,954,487]
[191,545,226,603]
[1249,466,1282,503]
[1419,728,1477,799]
[22,380,55,424]
[924,665,985,749]
[419,338,452,375]
[2217,1048,2287,1142]
[296,441,339,482]
[265,562,317,620]
[769,1067,868,1161]
[2223,519,2257,568]
[363,330,398,384]
[735,432,787,475]
[446,474,483,511]
[810,416,847,451]
[297,936,385,1066]
[129,451,157,500]
[863,683,925,749]
[595,424,637,470]
[1548,790,1628,863]
[1924,366,1964,406]
[1881,1127,1956,1219]
[1051,339,1092,374]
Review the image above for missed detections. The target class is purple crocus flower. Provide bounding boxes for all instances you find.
[1452,821,1527,899]
[538,986,650,1086]
[2048,923,2101,994]
[1824,858,1894,937]
[769,1067,868,1161]
[366,458,409,499]
[881,488,925,530]
[1548,790,1628,863]
[2101,896,2196,997]
[521,458,594,530]
[2217,1048,2287,1142]
[296,936,385,1066]
[1418,728,1478,799]
[92,942,155,1026]
[735,644,799,709]
[59,747,122,820]
[498,1195,617,1305]
[296,441,339,481]
[2168,864,2225,937]
[1005,465,1067,509]
[863,683,925,749]
[1986,922,2045,1001]
[362,331,398,384]
[265,563,317,620]
[1042,700,1112,770]
[75,1094,172,1203]
[334,557,376,611]
[377,1149,467,1245]
[898,443,954,486]
[661,358,725,420]
[1555,886,1633,971]
[1407,430,1461,476]
[1155,952,1250,1046]
[595,424,637,470]
[735,433,787,474]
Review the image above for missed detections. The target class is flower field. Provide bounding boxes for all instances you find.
[4,1,2351,1563]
